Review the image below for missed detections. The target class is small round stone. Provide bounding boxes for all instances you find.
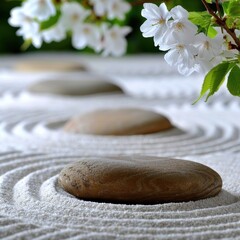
[64,108,173,135]
[15,60,86,72]
[28,78,122,96]
[58,156,222,204]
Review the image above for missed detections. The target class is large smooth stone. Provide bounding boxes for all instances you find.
[64,108,173,135]
[28,78,122,96]
[15,60,86,72]
[58,156,222,204]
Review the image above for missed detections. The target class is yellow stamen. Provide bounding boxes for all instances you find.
[204,41,210,50]
[175,22,184,30]
[159,19,165,25]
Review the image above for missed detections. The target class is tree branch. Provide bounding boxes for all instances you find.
[215,0,222,19]
[201,0,240,51]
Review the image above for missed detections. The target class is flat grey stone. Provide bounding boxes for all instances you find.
[15,60,86,72]
[64,108,173,135]
[58,156,222,204]
[28,78,122,96]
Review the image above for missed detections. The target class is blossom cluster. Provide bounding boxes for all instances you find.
[8,0,131,56]
[140,3,239,76]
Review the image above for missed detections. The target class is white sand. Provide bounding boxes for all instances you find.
[0,54,239,239]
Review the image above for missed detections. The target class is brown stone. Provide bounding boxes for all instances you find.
[15,60,86,72]
[58,156,222,204]
[28,78,122,96]
[64,108,173,135]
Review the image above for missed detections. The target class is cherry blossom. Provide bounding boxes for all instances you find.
[163,6,198,48]
[164,39,198,76]
[90,0,130,20]
[8,6,43,48]
[89,0,109,17]
[60,2,90,31]
[194,33,223,60]
[102,25,131,56]
[72,24,101,52]
[140,3,238,76]
[8,7,37,32]
[23,0,56,21]
[107,0,131,20]
[42,24,66,43]
[140,3,171,47]
[8,0,131,55]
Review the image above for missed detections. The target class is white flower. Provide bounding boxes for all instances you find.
[163,5,198,48]
[170,5,189,20]
[170,5,197,37]
[107,0,131,20]
[23,0,56,21]
[102,25,131,56]
[193,29,238,74]
[90,0,110,17]
[16,24,42,48]
[194,33,223,60]
[17,24,43,48]
[72,24,101,51]
[60,2,90,31]
[8,0,131,54]
[8,7,24,28]
[140,3,171,47]
[8,7,36,30]
[8,6,42,48]
[42,24,66,43]
[90,0,130,20]
[164,39,198,76]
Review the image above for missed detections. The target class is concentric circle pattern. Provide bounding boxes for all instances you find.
[0,54,240,239]
[0,101,240,156]
[0,152,239,239]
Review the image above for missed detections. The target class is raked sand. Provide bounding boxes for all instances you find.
[0,54,239,239]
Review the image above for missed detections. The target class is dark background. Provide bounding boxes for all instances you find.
[0,1,204,54]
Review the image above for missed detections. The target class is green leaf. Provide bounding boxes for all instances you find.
[40,11,61,31]
[194,62,234,103]
[205,0,213,3]
[223,0,240,16]
[227,64,240,96]
[189,11,213,36]
[207,26,218,38]
[226,16,240,29]
[222,2,230,14]
[227,1,240,16]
